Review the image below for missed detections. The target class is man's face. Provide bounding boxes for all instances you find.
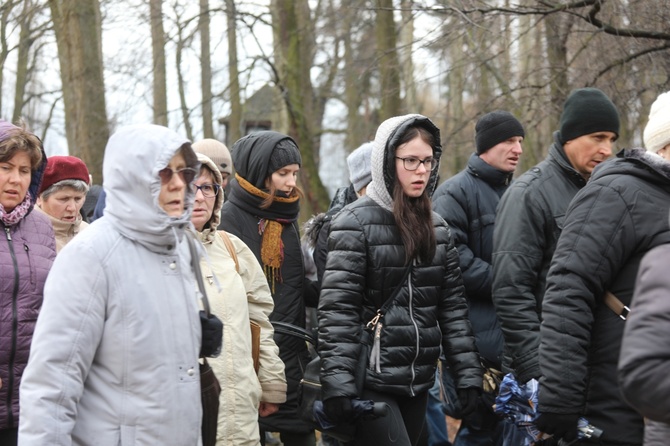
[479,136,523,173]
[564,131,617,179]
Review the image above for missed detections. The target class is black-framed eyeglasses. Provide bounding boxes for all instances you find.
[158,167,197,184]
[193,183,220,198]
[395,156,438,171]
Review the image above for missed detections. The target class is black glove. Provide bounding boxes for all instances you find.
[535,412,580,442]
[323,397,353,424]
[457,388,480,417]
[199,311,223,358]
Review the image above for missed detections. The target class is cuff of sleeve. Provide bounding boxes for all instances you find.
[261,381,287,404]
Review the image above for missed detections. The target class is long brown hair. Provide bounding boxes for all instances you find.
[392,126,437,264]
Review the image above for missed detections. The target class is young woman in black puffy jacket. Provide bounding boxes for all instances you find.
[317,114,483,446]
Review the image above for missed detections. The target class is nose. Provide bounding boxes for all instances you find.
[512,141,523,154]
[601,141,613,157]
[194,186,205,200]
[415,161,429,173]
[168,172,186,189]
[286,176,296,187]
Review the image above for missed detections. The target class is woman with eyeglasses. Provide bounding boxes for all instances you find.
[191,152,286,445]
[219,131,318,446]
[19,124,205,445]
[317,114,483,445]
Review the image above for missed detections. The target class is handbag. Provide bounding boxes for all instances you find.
[187,232,222,446]
[218,230,262,373]
[292,264,413,441]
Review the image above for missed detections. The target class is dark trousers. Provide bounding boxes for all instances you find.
[352,388,429,446]
[260,429,316,446]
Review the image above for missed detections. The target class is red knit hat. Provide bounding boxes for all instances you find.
[39,155,90,194]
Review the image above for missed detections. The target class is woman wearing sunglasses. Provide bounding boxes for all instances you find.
[317,114,483,445]
[19,124,204,445]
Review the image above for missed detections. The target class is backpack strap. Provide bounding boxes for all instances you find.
[218,230,239,273]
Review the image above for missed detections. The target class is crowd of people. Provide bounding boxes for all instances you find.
[1,87,669,446]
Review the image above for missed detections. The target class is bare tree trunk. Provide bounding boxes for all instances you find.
[270,0,330,216]
[49,0,108,184]
[225,0,241,145]
[399,0,415,111]
[0,1,20,117]
[544,13,570,131]
[199,0,213,138]
[150,0,168,126]
[375,0,401,120]
[12,0,33,123]
[175,20,193,141]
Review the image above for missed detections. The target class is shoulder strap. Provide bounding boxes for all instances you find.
[604,290,630,321]
[373,264,412,312]
[218,230,239,273]
[186,232,211,316]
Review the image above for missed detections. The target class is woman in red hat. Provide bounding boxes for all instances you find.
[36,155,90,252]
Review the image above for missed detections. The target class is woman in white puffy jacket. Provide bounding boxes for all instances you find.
[192,152,287,446]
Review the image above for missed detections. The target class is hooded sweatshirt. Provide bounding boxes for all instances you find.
[19,124,204,445]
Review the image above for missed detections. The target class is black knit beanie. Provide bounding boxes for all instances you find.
[559,88,620,144]
[267,138,302,174]
[475,111,525,154]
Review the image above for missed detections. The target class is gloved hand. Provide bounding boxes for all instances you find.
[535,412,580,442]
[457,387,480,417]
[199,311,223,358]
[323,397,353,424]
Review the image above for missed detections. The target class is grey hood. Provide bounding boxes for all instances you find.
[367,114,442,211]
[102,124,199,254]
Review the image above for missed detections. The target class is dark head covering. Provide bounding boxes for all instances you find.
[231,131,300,190]
[559,88,620,144]
[475,111,525,154]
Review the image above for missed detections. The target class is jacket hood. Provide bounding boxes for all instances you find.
[231,131,299,189]
[367,114,442,211]
[102,124,199,254]
[592,147,670,185]
[196,152,224,243]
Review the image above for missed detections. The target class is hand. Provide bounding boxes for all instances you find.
[199,311,223,358]
[535,412,580,442]
[457,387,480,417]
[323,397,353,424]
[259,402,279,417]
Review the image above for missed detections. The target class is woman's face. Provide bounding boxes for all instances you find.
[158,151,190,217]
[38,187,86,222]
[191,168,217,232]
[0,151,32,212]
[265,164,300,195]
[394,135,434,198]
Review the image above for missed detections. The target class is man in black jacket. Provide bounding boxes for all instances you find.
[491,88,619,440]
[433,110,525,446]
[536,91,670,446]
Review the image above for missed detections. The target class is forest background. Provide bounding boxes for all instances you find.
[1,0,669,219]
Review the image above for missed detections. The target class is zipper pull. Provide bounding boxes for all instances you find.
[24,244,29,252]
[206,274,214,285]
[366,310,381,329]
[368,322,383,373]
[4,227,11,241]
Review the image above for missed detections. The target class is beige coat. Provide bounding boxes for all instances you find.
[36,207,88,253]
[196,153,286,446]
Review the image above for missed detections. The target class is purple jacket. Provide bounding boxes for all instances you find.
[0,149,56,430]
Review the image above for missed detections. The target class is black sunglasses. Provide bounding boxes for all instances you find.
[158,167,197,185]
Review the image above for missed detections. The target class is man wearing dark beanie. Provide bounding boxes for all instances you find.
[433,110,525,445]
[492,88,620,444]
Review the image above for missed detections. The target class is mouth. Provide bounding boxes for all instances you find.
[61,216,76,222]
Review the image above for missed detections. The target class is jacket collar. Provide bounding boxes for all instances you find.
[548,131,587,189]
[467,153,514,187]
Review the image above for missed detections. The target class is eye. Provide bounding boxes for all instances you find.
[202,185,213,194]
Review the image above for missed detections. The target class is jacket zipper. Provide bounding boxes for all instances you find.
[4,227,19,428]
[408,269,419,397]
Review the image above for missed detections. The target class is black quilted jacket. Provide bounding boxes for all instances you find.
[318,196,482,399]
